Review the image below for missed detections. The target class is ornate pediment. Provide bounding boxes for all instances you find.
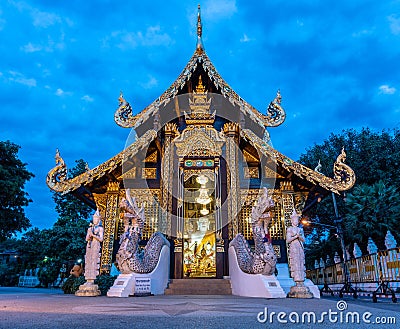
[174,126,225,158]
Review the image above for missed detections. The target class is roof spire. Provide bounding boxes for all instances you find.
[196,4,204,54]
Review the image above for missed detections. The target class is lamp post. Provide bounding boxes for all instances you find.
[331,192,357,298]
[302,194,357,298]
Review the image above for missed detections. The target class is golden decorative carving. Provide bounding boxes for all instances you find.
[244,167,259,179]
[226,132,240,239]
[161,128,175,237]
[243,149,259,163]
[121,189,161,240]
[174,126,225,157]
[164,122,179,137]
[280,181,294,191]
[46,149,67,190]
[294,193,307,214]
[241,129,356,193]
[174,239,182,253]
[273,245,281,258]
[46,129,158,194]
[183,169,214,183]
[144,151,157,163]
[333,147,356,190]
[93,193,107,217]
[100,192,119,273]
[264,166,284,179]
[118,167,136,180]
[262,90,286,127]
[107,181,120,193]
[223,122,239,136]
[142,168,157,179]
[185,76,215,125]
[239,189,305,240]
[114,91,145,128]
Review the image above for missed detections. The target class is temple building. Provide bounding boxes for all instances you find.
[47,7,355,283]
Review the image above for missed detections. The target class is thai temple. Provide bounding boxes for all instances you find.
[47,6,355,296]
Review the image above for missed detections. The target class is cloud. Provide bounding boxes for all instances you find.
[0,19,5,30]
[140,76,158,89]
[21,42,42,53]
[204,0,237,18]
[31,9,61,28]
[105,25,172,49]
[55,88,72,96]
[5,71,36,87]
[240,33,251,43]
[81,95,94,102]
[379,84,396,94]
[388,15,400,35]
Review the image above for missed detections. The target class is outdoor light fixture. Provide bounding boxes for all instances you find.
[200,204,209,215]
[195,175,212,205]
[196,175,208,185]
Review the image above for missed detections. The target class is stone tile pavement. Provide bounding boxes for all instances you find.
[0,287,399,328]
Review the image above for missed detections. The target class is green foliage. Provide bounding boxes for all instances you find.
[95,274,117,295]
[299,128,400,263]
[37,257,60,287]
[0,159,92,282]
[61,275,86,294]
[0,262,23,287]
[344,181,400,251]
[60,274,115,295]
[299,127,400,186]
[0,140,34,241]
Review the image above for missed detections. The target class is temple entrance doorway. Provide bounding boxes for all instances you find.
[182,170,216,278]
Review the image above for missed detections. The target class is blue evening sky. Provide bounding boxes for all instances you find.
[0,0,399,230]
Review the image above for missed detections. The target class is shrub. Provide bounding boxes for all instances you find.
[61,275,86,294]
[95,274,117,295]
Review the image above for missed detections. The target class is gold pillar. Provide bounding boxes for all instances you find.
[98,181,120,274]
[223,122,240,239]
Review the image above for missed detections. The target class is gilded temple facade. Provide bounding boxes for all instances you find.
[47,8,355,280]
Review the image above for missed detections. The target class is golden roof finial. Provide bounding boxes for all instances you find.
[118,91,126,105]
[197,4,202,38]
[196,4,204,54]
[274,89,282,104]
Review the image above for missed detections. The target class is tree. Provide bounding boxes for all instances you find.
[299,128,400,264]
[0,141,34,241]
[2,159,93,279]
[344,181,400,251]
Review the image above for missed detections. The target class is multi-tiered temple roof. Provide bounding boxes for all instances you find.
[47,6,355,207]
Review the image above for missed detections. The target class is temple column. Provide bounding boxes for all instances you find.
[161,123,177,237]
[98,181,120,274]
[223,122,241,239]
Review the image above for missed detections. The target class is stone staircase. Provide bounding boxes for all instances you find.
[165,279,232,295]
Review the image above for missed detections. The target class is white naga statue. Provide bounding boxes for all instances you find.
[76,210,104,296]
[287,209,312,298]
[229,188,277,275]
[116,189,169,274]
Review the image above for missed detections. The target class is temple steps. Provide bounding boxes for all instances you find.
[165,278,232,295]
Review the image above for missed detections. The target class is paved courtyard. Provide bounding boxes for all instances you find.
[0,287,399,328]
